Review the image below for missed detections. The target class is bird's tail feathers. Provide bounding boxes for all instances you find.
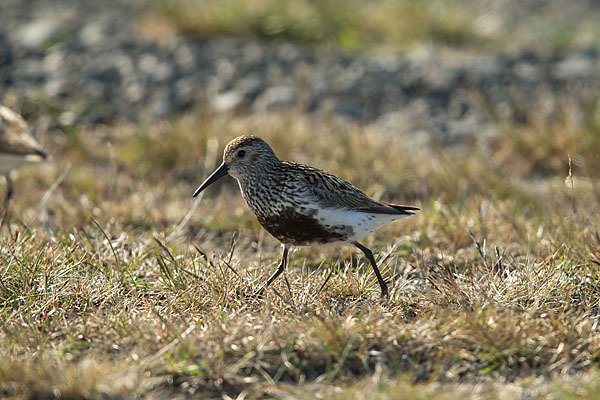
[386,203,420,215]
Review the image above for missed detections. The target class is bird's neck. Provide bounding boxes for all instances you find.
[238,157,280,184]
[237,163,273,189]
[236,160,283,217]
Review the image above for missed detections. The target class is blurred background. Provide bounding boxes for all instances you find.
[1,0,600,227]
[2,0,600,138]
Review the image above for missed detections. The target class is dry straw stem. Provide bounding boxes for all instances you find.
[1,107,599,398]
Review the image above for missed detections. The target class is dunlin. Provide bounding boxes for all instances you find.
[0,105,46,209]
[193,135,418,297]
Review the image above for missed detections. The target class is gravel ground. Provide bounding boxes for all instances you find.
[1,0,599,144]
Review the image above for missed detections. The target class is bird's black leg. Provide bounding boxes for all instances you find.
[254,245,289,297]
[0,175,13,231]
[352,241,389,297]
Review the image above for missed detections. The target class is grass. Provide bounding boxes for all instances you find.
[139,0,474,50]
[1,104,600,398]
[138,0,600,52]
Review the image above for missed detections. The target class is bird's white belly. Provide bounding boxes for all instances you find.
[0,153,43,174]
[312,207,406,243]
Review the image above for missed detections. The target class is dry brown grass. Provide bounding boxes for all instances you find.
[1,107,600,398]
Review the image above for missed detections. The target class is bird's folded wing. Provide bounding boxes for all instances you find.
[285,161,418,215]
[0,106,45,156]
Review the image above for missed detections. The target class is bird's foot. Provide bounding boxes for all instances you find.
[250,286,266,299]
[378,280,389,298]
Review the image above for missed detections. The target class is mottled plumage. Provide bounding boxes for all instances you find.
[0,105,46,210]
[0,106,46,173]
[193,135,418,297]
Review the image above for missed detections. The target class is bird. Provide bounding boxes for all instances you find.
[193,135,418,297]
[0,105,47,215]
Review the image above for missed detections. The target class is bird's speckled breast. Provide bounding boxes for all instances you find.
[238,174,354,245]
[257,207,354,246]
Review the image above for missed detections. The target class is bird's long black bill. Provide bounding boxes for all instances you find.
[193,162,229,197]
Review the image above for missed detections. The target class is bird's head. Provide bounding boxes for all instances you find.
[193,135,277,197]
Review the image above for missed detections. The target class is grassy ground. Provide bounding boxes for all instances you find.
[1,102,599,398]
[139,0,600,52]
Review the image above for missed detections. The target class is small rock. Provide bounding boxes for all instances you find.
[13,19,61,49]
[553,56,596,79]
[254,86,298,111]
[211,90,243,112]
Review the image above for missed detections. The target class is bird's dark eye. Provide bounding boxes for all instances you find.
[237,150,246,158]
